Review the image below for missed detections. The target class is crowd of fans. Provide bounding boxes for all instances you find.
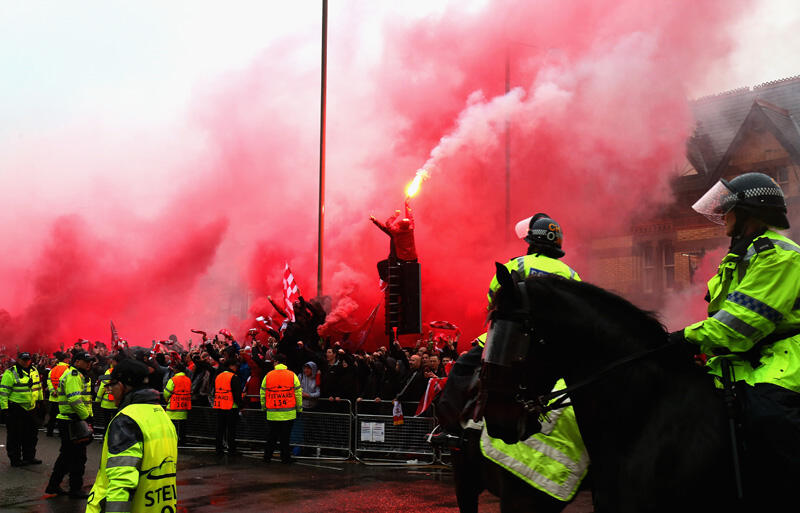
[0,296,464,422]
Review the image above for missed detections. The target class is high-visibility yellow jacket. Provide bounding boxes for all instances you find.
[487,253,580,309]
[87,389,178,513]
[482,251,588,501]
[56,366,93,421]
[47,362,70,403]
[480,379,589,501]
[96,367,117,409]
[0,364,42,411]
[685,230,800,393]
[260,364,302,421]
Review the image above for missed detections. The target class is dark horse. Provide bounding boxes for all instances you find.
[433,344,587,513]
[478,263,798,513]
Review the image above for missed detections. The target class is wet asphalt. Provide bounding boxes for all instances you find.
[0,426,593,512]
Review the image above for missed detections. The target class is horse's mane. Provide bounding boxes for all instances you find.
[525,276,668,345]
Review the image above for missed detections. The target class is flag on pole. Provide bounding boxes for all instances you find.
[110,320,120,349]
[283,262,300,322]
[350,300,381,351]
[415,376,448,416]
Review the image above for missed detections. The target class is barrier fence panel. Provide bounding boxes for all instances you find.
[354,400,436,465]
[161,398,353,460]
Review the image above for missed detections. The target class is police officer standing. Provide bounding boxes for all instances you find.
[0,352,43,467]
[86,358,178,513]
[95,354,120,433]
[46,350,94,498]
[261,353,302,464]
[46,351,70,437]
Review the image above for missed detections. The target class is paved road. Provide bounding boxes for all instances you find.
[0,426,593,512]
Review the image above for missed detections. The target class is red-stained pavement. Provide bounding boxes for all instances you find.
[0,426,593,512]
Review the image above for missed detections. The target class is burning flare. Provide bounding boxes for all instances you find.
[405,169,429,198]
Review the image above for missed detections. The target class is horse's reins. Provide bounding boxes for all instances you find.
[517,339,681,417]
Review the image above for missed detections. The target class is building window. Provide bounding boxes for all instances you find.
[775,166,789,187]
[641,242,655,293]
[662,241,675,290]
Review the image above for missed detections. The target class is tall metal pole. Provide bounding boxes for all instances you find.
[504,49,511,241]
[317,0,328,297]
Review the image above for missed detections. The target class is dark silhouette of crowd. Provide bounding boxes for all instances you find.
[0,295,463,426]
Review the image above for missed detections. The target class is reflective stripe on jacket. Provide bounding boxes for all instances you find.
[480,379,589,501]
[483,253,586,499]
[47,363,69,402]
[164,373,191,420]
[0,365,42,411]
[56,367,92,420]
[685,230,800,393]
[260,364,302,421]
[487,253,580,309]
[212,371,235,410]
[86,402,178,513]
[96,367,117,409]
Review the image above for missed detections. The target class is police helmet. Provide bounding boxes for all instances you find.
[514,213,563,247]
[693,172,789,229]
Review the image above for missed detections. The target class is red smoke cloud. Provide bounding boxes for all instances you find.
[0,0,751,352]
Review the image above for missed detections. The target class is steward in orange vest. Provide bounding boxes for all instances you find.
[213,357,242,455]
[260,353,302,463]
[45,351,70,437]
[164,363,192,446]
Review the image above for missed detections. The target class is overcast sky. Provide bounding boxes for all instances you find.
[1,0,797,135]
[0,0,797,200]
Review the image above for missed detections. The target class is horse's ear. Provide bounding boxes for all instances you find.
[495,262,514,290]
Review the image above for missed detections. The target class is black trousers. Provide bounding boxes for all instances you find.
[171,418,188,445]
[48,419,87,491]
[215,409,238,453]
[265,419,294,462]
[46,401,60,436]
[5,402,38,463]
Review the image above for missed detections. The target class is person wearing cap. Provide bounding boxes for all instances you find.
[86,358,178,513]
[671,172,800,473]
[94,354,121,434]
[46,351,71,437]
[163,361,191,446]
[0,352,43,467]
[212,357,242,455]
[45,350,95,498]
[261,353,302,464]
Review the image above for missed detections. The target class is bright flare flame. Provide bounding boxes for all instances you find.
[405,169,429,198]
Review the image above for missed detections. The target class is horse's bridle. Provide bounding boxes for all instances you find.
[482,279,680,420]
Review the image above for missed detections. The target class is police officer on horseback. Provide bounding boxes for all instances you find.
[479,213,589,504]
[676,171,800,475]
[487,213,579,308]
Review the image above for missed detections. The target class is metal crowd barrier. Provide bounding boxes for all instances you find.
[85,396,444,467]
[353,400,437,465]
[179,398,353,460]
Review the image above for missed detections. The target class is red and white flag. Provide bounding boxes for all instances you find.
[110,320,121,350]
[415,376,448,416]
[283,262,300,322]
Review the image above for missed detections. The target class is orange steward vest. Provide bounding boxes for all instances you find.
[49,364,68,391]
[169,374,192,411]
[264,369,297,410]
[213,371,235,410]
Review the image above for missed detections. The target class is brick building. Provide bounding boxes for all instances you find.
[592,75,800,311]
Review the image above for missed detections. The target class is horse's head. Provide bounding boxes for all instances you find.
[475,262,561,444]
